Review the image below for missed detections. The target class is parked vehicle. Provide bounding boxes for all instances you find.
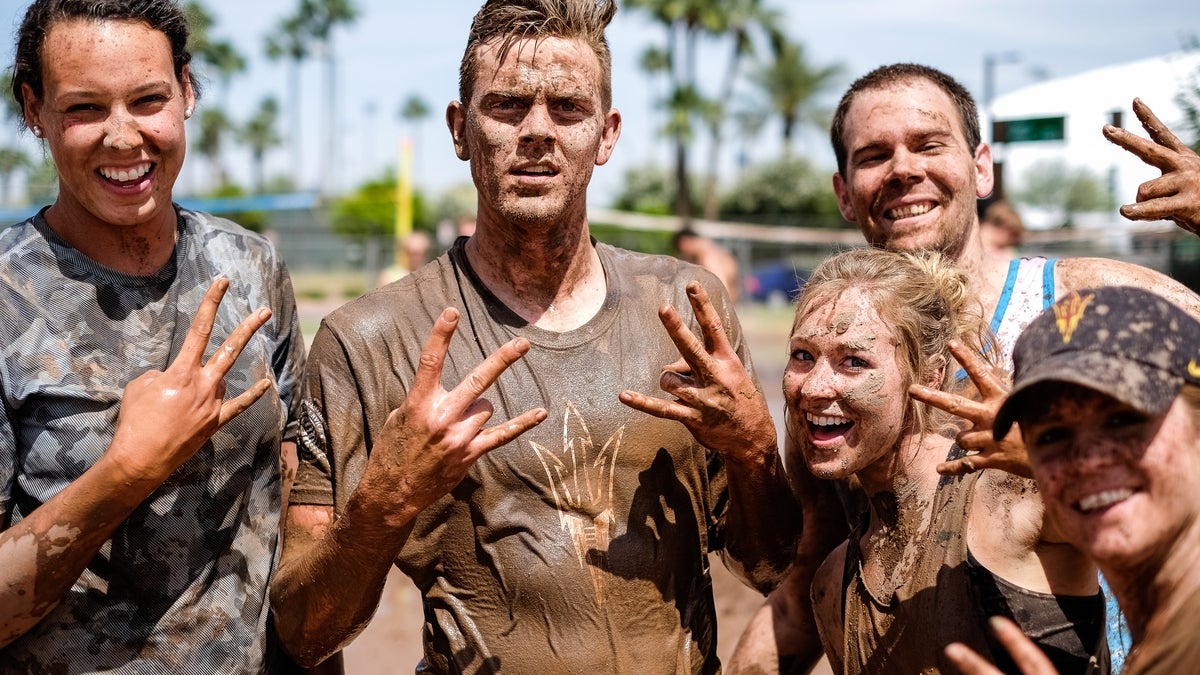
[744,260,809,306]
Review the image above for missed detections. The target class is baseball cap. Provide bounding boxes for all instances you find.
[994,286,1200,438]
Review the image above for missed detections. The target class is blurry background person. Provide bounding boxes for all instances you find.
[944,285,1200,675]
[784,248,1105,674]
[378,230,432,285]
[979,200,1025,263]
[0,0,304,671]
[673,227,740,303]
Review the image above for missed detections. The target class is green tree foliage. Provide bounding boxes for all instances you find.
[612,164,679,216]
[720,155,840,221]
[1013,159,1114,225]
[331,172,430,240]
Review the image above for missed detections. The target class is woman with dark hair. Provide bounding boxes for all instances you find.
[0,1,304,671]
[945,286,1200,675]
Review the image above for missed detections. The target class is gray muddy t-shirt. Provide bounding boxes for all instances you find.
[0,207,304,673]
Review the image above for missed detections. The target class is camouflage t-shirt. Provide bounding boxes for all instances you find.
[292,239,757,674]
[0,207,304,674]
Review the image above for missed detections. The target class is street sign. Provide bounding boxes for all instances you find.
[992,115,1066,143]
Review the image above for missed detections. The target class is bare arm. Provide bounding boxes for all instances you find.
[270,308,547,667]
[0,279,272,647]
[1103,98,1200,235]
[619,281,799,591]
[726,434,849,674]
[1055,256,1200,319]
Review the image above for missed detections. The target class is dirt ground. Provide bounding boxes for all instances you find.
[296,296,829,673]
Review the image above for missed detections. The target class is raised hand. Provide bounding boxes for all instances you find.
[908,340,1032,478]
[1103,98,1200,235]
[370,308,547,515]
[944,617,1059,675]
[618,281,775,465]
[108,277,272,483]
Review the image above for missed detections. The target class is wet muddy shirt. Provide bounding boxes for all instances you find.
[291,239,753,674]
[840,469,1106,675]
[0,208,304,674]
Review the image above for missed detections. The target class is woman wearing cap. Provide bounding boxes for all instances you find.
[943,285,1200,675]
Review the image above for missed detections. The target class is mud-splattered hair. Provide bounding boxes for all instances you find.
[790,247,997,436]
[830,63,980,177]
[10,0,197,131]
[458,0,616,110]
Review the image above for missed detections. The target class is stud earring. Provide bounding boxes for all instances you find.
[31,125,42,138]
[184,107,193,119]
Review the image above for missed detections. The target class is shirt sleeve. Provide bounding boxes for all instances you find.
[289,320,366,510]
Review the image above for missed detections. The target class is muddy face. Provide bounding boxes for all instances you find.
[783,287,907,480]
[449,36,621,237]
[1023,385,1200,575]
[832,79,991,259]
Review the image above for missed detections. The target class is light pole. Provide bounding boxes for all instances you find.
[983,51,1020,144]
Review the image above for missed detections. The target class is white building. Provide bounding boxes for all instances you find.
[989,51,1200,230]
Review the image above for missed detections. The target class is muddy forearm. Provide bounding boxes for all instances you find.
[270,475,422,667]
[721,446,803,592]
[0,454,160,647]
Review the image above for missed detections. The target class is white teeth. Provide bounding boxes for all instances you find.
[1078,489,1133,512]
[806,412,851,427]
[887,203,932,219]
[100,163,151,182]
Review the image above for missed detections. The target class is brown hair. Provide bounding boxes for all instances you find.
[791,247,997,436]
[830,63,980,177]
[458,0,616,109]
[10,0,197,132]
[981,200,1026,246]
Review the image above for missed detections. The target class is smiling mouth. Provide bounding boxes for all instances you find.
[885,202,933,220]
[98,163,154,185]
[1076,488,1134,513]
[806,412,854,442]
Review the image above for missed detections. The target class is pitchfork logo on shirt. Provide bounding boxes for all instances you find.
[1052,291,1095,344]
[531,401,623,606]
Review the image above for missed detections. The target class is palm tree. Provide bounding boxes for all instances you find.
[196,108,234,188]
[265,14,311,189]
[239,97,283,193]
[697,0,781,220]
[183,1,247,103]
[748,34,843,156]
[626,0,776,224]
[295,0,360,197]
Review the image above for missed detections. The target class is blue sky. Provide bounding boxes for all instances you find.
[2,0,1198,206]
